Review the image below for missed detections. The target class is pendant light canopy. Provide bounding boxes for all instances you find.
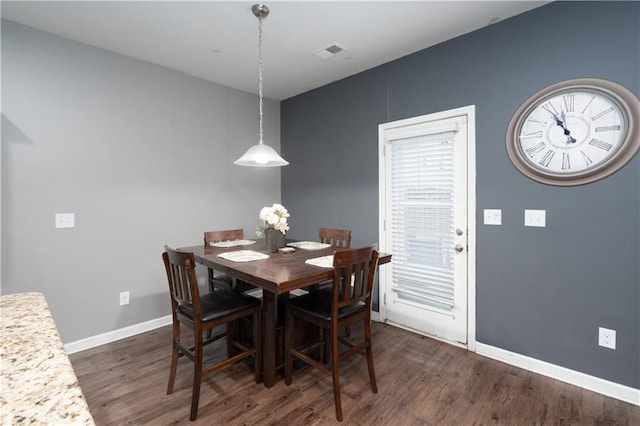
[235,4,288,167]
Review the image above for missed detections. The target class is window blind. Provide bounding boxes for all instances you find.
[389,130,457,311]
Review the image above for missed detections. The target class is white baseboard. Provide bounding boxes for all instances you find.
[476,342,639,406]
[63,314,639,407]
[68,311,376,354]
[64,315,172,354]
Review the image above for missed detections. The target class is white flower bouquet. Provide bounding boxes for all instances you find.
[256,203,290,236]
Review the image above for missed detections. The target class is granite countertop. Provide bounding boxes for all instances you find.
[0,292,95,425]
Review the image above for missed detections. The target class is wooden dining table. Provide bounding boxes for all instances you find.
[180,239,391,388]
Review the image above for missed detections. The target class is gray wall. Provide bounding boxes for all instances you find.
[281,1,639,389]
[1,21,282,343]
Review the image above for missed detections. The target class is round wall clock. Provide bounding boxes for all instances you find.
[506,78,640,186]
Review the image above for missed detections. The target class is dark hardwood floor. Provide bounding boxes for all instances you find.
[69,322,639,425]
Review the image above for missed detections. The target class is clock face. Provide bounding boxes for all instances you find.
[506,78,640,186]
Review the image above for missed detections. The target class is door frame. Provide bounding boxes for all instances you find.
[377,105,476,351]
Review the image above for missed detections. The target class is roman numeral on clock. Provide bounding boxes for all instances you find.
[580,150,593,166]
[563,95,575,112]
[527,118,548,126]
[525,141,546,157]
[542,102,559,116]
[595,125,621,132]
[538,149,555,167]
[591,107,614,121]
[581,96,595,114]
[589,138,613,151]
[561,152,571,170]
[520,131,543,140]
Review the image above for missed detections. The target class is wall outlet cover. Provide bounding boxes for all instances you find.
[55,213,75,229]
[598,327,616,350]
[484,209,502,226]
[524,209,546,227]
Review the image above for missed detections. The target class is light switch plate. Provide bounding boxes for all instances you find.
[524,209,546,227]
[55,213,75,229]
[484,209,502,225]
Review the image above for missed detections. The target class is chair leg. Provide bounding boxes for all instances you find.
[284,308,294,386]
[206,269,215,340]
[207,268,215,292]
[364,320,377,394]
[190,328,204,421]
[167,321,180,394]
[330,328,343,422]
[253,309,262,384]
[225,322,236,357]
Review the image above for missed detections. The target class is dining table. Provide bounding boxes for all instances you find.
[180,238,391,388]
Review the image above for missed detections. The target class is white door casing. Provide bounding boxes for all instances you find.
[379,105,476,349]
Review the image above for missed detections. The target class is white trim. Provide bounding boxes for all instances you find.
[62,313,639,407]
[465,105,477,352]
[476,342,640,406]
[378,105,477,351]
[64,315,172,354]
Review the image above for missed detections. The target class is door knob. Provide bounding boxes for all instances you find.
[455,244,464,252]
[456,228,464,236]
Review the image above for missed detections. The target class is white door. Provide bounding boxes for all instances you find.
[379,106,475,346]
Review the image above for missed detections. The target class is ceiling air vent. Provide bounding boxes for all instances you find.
[313,43,347,60]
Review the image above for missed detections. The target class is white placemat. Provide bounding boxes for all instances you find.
[305,254,334,268]
[209,239,257,248]
[217,250,269,262]
[287,241,331,250]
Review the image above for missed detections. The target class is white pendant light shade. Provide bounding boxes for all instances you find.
[234,141,289,167]
[235,4,288,168]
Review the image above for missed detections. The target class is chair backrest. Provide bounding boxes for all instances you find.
[331,245,379,312]
[203,229,244,246]
[162,246,202,319]
[319,227,351,249]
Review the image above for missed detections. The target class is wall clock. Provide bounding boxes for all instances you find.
[506,78,640,186]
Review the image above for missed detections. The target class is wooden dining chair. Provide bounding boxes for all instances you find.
[317,227,353,335]
[203,229,244,290]
[319,227,351,249]
[162,246,262,421]
[284,245,380,422]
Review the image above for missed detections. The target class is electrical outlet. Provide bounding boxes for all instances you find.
[119,291,130,306]
[55,213,75,229]
[598,327,616,350]
[524,209,546,227]
[484,209,502,225]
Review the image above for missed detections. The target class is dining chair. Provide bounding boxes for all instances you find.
[203,229,253,292]
[318,227,353,335]
[319,227,351,249]
[284,245,380,422]
[162,246,262,421]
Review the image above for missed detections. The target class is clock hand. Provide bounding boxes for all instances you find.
[551,111,577,144]
[560,111,577,144]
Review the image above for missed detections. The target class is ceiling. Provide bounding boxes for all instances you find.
[1,1,549,100]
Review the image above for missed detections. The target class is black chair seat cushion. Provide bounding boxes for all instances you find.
[287,288,365,322]
[179,289,260,322]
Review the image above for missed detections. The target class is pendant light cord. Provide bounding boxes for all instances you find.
[258,13,264,144]
[235,4,287,167]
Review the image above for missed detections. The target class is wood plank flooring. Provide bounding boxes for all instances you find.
[69,322,639,425]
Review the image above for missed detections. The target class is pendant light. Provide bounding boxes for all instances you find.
[235,4,289,167]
